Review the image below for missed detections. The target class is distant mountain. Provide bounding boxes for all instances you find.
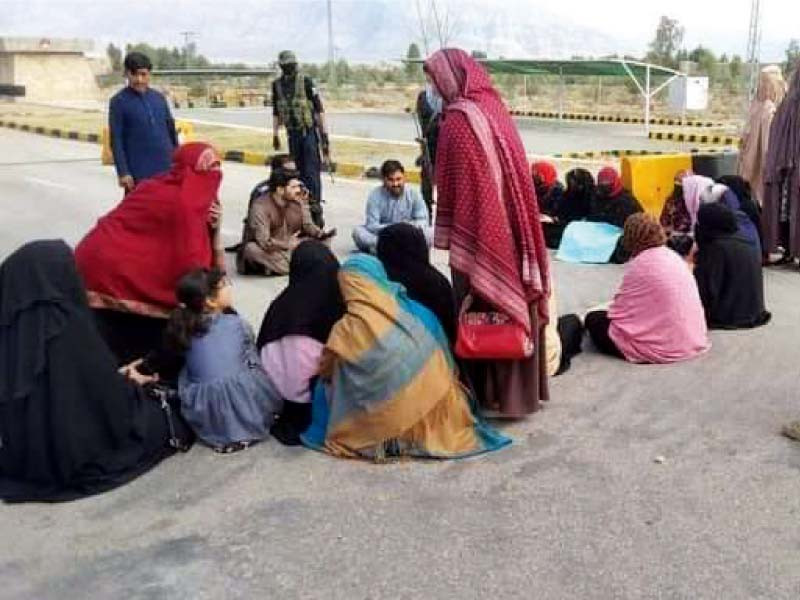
[1,0,641,64]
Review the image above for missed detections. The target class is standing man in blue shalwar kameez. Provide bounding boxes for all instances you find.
[109,52,178,193]
[271,50,330,228]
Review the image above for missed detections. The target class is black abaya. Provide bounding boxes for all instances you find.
[694,204,772,329]
[0,241,191,502]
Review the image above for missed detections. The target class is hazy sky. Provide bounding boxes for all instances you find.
[539,0,797,61]
[0,0,795,62]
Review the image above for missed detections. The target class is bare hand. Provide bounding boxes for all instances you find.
[118,175,135,192]
[687,243,698,266]
[288,232,302,250]
[119,358,159,386]
[319,227,337,240]
[208,198,222,228]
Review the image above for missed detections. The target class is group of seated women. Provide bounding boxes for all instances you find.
[582,206,770,363]
[532,162,644,263]
[0,142,773,502]
[660,171,763,257]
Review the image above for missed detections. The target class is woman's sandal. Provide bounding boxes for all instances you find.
[213,440,253,454]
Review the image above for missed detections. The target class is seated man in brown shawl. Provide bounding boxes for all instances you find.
[238,170,335,275]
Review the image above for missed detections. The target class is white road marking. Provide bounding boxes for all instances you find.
[24,176,76,191]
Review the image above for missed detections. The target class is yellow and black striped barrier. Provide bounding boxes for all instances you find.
[550,147,735,161]
[0,118,730,189]
[508,109,724,128]
[648,131,738,146]
[552,149,664,160]
[0,119,100,143]
[0,120,420,181]
[406,105,725,128]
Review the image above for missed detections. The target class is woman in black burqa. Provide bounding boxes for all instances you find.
[694,203,771,329]
[376,222,457,344]
[0,240,191,502]
[256,241,345,445]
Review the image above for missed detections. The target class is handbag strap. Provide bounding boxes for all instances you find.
[458,293,475,321]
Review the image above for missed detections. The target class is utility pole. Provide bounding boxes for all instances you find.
[745,0,762,101]
[327,0,337,88]
[180,31,198,69]
[415,0,431,55]
[431,0,445,49]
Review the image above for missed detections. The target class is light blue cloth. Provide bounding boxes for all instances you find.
[556,221,623,264]
[352,184,432,253]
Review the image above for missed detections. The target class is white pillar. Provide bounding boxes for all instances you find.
[644,65,651,136]
[597,76,602,117]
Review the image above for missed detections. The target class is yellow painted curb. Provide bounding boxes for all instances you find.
[242,151,267,166]
[405,168,422,184]
[336,162,365,178]
[648,131,738,146]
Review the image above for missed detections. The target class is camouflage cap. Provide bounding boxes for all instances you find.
[278,50,297,65]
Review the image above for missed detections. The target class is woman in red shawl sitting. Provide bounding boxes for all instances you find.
[424,48,551,417]
[75,142,224,365]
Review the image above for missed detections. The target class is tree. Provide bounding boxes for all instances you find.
[688,46,716,77]
[471,50,487,59]
[414,0,460,50]
[123,42,212,69]
[645,16,684,69]
[786,39,800,74]
[107,43,123,71]
[405,43,421,76]
[729,55,743,79]
[106,43,123,72]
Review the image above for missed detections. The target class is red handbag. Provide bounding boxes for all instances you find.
[454,294,534,360]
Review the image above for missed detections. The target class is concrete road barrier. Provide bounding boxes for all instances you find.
[621,153,693,216]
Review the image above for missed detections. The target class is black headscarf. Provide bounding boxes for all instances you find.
[0,240,87,407]
[717,175,763,249]
[695,202,739,245]
[257,241,345,348]
[376,223,457,343]
[0,241,184,502]
[558,168,595,223]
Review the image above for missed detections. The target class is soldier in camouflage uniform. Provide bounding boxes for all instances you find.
[271,50,330,228]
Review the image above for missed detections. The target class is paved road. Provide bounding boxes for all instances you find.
[2,130,800,599]
[173,107,691,155]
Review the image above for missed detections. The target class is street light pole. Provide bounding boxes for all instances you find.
[180,31,198,68]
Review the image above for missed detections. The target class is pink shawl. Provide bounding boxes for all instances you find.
[608,246,710,363]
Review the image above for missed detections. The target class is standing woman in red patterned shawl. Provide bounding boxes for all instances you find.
[423,48,550,417]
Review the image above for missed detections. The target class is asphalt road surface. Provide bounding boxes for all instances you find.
[173,107,690,155]
[1,129,800,599]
